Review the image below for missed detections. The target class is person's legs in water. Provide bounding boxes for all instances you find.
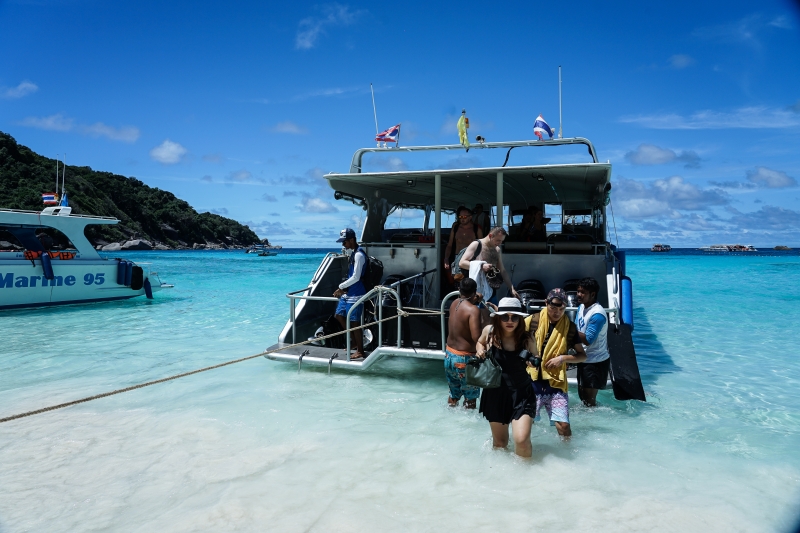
[489,422,509,449]
[510,415,533,457]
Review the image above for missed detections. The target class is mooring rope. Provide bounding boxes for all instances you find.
[0,307,444,424]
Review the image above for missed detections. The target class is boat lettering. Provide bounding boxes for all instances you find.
[0,272,101,288]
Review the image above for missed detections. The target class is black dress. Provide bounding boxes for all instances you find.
[479,346,537,424]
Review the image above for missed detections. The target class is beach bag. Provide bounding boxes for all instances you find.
[466,347,502,388]
[321,315,346,349]
[450,240,482,281]
[356,249,383,291]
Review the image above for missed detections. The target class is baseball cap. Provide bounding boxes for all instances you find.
[546,288,567,304]
[336,228,357,243]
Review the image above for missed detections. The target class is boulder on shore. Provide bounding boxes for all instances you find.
[101,242,122,251]
[154,243,171,250]
[193,243,206,249]
[122,239,153,250]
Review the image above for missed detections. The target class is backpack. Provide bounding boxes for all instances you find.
[353,248,384,291]
[321,315,345,349]
[451,240,483,280]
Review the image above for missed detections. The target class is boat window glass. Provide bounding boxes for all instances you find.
[488,205,509,230]
[0,228,24,250]
[544,203,562,234]
[384,206,426,231]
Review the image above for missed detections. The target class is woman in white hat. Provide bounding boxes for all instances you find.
[475,297,537,458]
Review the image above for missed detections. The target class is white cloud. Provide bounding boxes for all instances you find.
[300,197,338,213]
[620,106,800,129]
[82,122,140,142]
[614,176,729,219]
[768,16,792,30]
[20,113,73,131]
[746,167,797,188]
[295,4,362,50]
[208,208,228,215]
[272,121,308,134]
[20,113,139,142]
[2,80,38,99]
[150,139,187,164]
[625,144,701,168]
[669,54,695,69]
[226,169,254,182]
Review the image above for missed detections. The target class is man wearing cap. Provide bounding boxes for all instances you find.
[575,277,610,406]
[526,288,586,437]
[458,227,519,304]
[333,228,366,360]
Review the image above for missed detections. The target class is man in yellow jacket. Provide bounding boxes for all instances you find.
[525,288,586,438]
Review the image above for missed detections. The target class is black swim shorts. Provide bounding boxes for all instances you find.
[577,358,611,390]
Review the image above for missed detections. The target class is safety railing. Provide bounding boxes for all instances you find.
[439,290,461,349]
[345,286,402,361]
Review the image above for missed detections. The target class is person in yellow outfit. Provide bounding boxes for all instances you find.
[525,288,586,438]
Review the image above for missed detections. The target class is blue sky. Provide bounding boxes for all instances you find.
[1,0,799,247]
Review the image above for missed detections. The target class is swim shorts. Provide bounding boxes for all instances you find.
[335,296,363,322]
[534,389,569,426]
[577,358,611,390]
[444,348,480,401]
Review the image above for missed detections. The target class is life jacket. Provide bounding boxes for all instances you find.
[576,302,610,363]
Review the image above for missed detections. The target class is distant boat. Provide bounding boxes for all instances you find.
[246,244,282,254]
[258,251,278,256]
[699,244,757,252]
[774,246,791,251]
[650,243,671,252]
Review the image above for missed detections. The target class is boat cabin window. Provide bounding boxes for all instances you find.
[0,226,75,251]
[544,203,562,234]
[0,229,24,251]
[381,206,427,243]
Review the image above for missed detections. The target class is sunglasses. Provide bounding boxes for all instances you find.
[500,314,521,322]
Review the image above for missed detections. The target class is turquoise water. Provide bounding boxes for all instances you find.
[2,250,800,532]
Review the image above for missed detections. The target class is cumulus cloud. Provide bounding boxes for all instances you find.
[2,80,38,99]
[730,206,800,230]
[303,229,324,236]
[295,4,362,50]
[300,196,338,213]
[366,155,409,172]
[614,176,728,219]
[20,113,140,142]
[272,121,308,134]
[261,194,277,202]
[746,167,797,188]
[619,106,800,129]
[625,144,701,168]
[669,54,695,69]
[150,139,187,164]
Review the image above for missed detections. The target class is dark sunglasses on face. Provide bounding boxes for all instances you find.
[500,314,520,322]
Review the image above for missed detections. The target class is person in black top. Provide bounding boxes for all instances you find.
[475,297,538,458]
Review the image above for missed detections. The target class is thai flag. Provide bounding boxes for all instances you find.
[533,115,554,140]
[376,124,400,143]
[42,193,58,205]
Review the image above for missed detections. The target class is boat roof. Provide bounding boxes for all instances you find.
[327,137,610,211]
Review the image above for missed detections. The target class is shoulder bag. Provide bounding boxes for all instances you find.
[466,346,502,388]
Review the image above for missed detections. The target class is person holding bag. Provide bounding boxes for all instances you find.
[474,298,538,458]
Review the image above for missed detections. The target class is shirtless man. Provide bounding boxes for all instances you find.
[458,226,520,304]
[444,278,483,408]
[443,206,484,272]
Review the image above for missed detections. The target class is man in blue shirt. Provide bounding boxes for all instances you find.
[333,228,367,360]
[574,277,611,406]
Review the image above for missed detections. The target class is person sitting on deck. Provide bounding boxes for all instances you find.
[458,227,520,304]
[444,278,484,409]
[525,288,586,438]
[333,228,367,360]
[574,277,611,406]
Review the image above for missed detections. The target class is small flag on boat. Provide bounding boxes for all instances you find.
[376,124,400,143]
[60,189,69,207]
[533,114,554,140]
[42,193,58,205]
[457,110,470,151]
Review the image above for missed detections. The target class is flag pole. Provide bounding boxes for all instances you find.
[370,83,380,147]
[558,66,563,139]
[55,155,59,196]
[62,153,66,195]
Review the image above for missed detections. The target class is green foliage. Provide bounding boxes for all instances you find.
[0,131,260,247]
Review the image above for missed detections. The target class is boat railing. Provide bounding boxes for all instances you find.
[440,290,461,349]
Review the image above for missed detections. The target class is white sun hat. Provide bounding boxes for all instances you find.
[489,297,529,317]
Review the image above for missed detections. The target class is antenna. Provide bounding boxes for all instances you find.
[62,153,66,194]
[558,66,563,139]
[55,155,59,196]
[370,83,380,147]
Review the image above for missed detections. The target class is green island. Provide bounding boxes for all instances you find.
[0,131,261,250]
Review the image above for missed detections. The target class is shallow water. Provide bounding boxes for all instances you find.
[2,249,800,532]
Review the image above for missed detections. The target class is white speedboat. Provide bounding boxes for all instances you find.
[265,136,645,402]
[0,206,171,310]
[699,244,758,252]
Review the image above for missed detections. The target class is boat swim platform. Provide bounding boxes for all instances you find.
[263,343,588,385]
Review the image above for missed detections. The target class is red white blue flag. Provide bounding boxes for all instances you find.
[376,124,400,143]
[42,193,58,205]
[533,115,554,140]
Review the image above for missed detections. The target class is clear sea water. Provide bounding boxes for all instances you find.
[2,249,800,532]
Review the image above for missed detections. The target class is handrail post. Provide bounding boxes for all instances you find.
[440,290,460,350]
[290,297,296,345]
[378,287,383,347]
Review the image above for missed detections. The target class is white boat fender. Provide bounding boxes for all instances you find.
[41,252,55,280]
[143,277,153,299]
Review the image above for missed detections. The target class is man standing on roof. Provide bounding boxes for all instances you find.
[458,227,519,304]
[575,277,611,406]
[333,228,366,360]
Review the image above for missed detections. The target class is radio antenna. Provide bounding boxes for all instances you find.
[370,83,380,147]
[558,66,563,139]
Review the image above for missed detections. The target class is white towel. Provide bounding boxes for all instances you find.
[469,260,492,300]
